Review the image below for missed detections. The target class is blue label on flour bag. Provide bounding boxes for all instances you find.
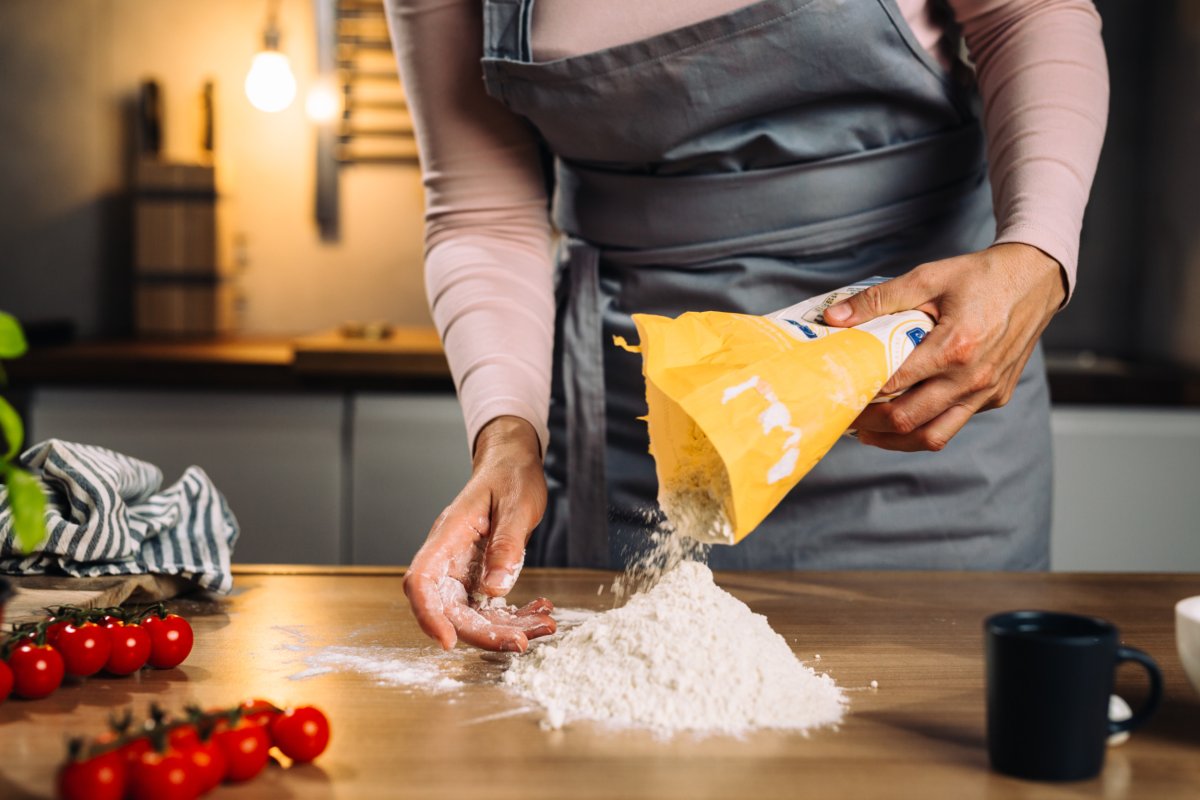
[784,319,819,339]
[906,328,925,347]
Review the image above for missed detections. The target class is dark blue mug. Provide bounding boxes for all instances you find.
[985,610,1162,781]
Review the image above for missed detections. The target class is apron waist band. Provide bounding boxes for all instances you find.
[554,124,986,253]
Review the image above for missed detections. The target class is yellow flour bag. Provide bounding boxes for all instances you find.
[618,278,932,545]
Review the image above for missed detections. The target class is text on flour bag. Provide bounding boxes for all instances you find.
[615,277,932,546]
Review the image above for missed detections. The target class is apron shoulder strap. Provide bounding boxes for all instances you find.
[481,0,533,100]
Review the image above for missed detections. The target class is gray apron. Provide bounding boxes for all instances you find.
[480,0,1052,570]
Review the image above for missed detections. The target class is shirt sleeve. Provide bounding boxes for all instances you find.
[386,0,556,455]
[951,0,1109,300]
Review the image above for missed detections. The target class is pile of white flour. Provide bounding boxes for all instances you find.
[502,559,846,735]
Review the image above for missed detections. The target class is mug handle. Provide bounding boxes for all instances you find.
[1110,645,1163,735]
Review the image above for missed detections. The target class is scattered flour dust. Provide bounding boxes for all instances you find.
[502,559,847,736]
[290,646,465,692]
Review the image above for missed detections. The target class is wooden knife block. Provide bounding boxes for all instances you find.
[133,159,238,337]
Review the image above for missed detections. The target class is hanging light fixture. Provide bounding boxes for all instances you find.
[305,79,341,123]
[244,0,297,113]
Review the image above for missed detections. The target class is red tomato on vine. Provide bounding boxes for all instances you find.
[238,697,280,727]
[182,739,225,794]
[120,736,152,769]
[142,613,194,669]
[167,725,200,752]
[127,748,197,800]
[45,619,71,648]
[56,622,112,677]
[213,718,271,782]
[8,642,65,699]
[0,659,12,702]
[58,750,127,800]
[270,706,331,763]
[104,623,151,675]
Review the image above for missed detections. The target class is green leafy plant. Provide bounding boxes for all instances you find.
[0,312,47,553]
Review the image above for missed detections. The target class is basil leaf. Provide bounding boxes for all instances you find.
[0,396,23,461]
[6,467,47,554]
[0,313,27,359]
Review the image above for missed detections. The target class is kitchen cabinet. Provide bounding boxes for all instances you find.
[28,388,345,564]
[24,387,470,567]
[350,393,471,564]
[1051,406,1200,571]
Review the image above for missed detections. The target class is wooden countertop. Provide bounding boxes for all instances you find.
[1,567,1198,799]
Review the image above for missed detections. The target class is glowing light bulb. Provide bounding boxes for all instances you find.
[245,50,296,113]
[305,81,340,123]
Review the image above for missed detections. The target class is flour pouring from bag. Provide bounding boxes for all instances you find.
[619,278,932,545]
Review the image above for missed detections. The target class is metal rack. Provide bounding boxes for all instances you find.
[315,0,417,240]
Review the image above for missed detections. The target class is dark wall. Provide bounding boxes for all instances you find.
[0,2,126,339]
[1043,0,1200,364]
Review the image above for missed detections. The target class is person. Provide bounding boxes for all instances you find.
[385,0,1109,652]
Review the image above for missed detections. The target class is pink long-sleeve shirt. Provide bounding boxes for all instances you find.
[387,0,1109,454]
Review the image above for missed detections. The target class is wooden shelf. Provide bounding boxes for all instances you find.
[7,331,452,392]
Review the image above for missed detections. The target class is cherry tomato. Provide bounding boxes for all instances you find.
[142,614,194,669]
[104,623,151,675]
[58,751,126,800]
[165,725,225,793]
[183,739,225,794]
[167,725,200,752]
[120,736,152,768]
[45,619,71,648]
[128,748,197,800]
[270,706,331,763]
[8,643,65,699]
[0,659,12,702]
[213,719,271,782]
[238,697,280,727]
[55,622,113,677]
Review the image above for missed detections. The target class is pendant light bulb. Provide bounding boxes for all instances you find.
[245,11,296,113]
[306,80,341,123]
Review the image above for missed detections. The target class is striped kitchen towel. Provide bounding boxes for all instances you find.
[0,440,238,594]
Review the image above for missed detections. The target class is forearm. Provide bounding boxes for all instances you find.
[427,235,555,456]
[956,0,1109,299]
[387,0,557,454]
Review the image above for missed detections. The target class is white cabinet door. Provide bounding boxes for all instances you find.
[28,388,345,564]
[1051,407,1200,571]
[351,394,471,565]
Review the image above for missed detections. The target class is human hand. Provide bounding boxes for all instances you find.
[402,416,556,652]
[823,243,1066,452]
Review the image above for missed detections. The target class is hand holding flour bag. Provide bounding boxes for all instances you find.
[618,278,932,545]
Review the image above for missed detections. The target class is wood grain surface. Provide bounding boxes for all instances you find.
[1,568,1197,799]
[291,328,448,378]
[7,333,453,392]
[4,574,194,626]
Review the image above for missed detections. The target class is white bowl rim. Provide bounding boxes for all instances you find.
[1176,595,1200,622]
